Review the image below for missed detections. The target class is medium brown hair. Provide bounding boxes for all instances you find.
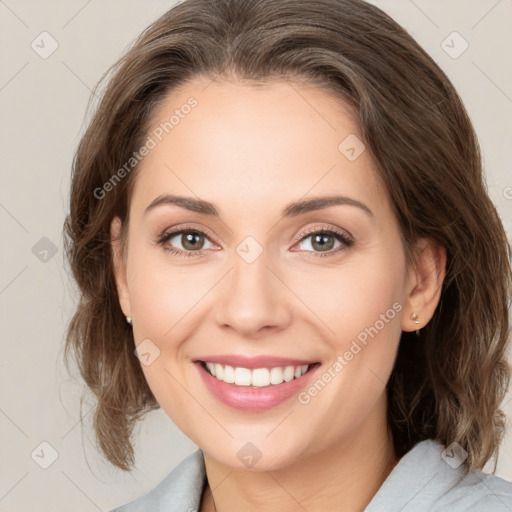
[63,0,511,473]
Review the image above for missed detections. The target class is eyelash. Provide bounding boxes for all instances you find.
[157,224,354,259]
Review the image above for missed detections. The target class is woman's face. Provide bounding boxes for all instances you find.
[112,76,422,470]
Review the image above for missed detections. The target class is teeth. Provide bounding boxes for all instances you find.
[283,366,295,382]
[204,362,310,387]
[206,362,215,376]
[214,363,224,380]
[234,367,252,386]
[270,367,284,384]
[206,363,215,377]
[223,365,235,383]
[251,368,270,387]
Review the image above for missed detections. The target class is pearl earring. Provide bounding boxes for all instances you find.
[411,313,421,336]
[126,317,132,325]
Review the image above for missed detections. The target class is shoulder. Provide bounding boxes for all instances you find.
[436,467,512,511]
[109,449,206,512]
[366,439,512,512]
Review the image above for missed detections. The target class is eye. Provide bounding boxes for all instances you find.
[157,225,354,258]
[293,227,354,257]
[157,226,218,257]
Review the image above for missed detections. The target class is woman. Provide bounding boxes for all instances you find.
[63,0,512,510]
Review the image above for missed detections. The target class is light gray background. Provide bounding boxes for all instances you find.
[0,1,511,510]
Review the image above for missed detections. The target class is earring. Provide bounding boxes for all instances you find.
[126,317,132,325]
[411,313,421,336]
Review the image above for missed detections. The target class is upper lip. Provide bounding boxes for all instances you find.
[194,355,318,369]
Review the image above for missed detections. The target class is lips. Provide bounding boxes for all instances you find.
[193,355,320,411]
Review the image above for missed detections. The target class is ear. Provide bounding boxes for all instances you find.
[111,216,131,319]
[401,238,446,332]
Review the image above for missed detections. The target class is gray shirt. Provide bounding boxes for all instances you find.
[110,439,512,511]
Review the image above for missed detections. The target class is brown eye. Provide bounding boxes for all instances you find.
[296,230,353,254]
[179,231,206,251]
[310,233,335,251]
[158,227,218,257]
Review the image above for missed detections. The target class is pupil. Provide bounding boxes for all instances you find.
[313,234,334,251]
[183,231,203,250]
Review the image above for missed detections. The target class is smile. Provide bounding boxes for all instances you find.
[194,356,320,411]
[203,362,310,387]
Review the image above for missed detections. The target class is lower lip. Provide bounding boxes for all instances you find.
[195,362,320,411]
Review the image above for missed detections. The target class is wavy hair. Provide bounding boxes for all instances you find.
[63,0,511,473]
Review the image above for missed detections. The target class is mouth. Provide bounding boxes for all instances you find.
[193,357,321,411]
[199,360,318,387]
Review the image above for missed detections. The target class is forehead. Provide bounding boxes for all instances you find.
[130,77,388,221]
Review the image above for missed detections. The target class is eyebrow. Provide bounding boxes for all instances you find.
[144,194,373,218]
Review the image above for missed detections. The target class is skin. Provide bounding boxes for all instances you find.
[111,76,446,512]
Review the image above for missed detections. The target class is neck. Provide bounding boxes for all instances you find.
[201,394,397,512]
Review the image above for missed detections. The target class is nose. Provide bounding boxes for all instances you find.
[213,250,293,338]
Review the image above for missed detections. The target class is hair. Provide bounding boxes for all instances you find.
[63,0,511,474]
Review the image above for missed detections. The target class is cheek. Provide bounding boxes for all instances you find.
[126,254,206,426]
[288,247,405,348]
[287,252,405,440]
[286,245,405,424]
[125,249,217,411]
[127,250,210,340]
